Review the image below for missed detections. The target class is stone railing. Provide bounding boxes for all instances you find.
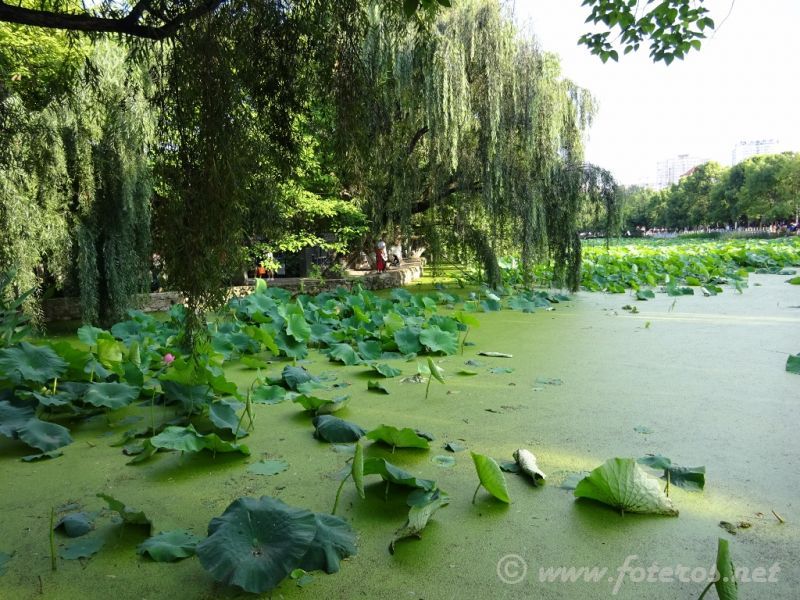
[42,260,424,322]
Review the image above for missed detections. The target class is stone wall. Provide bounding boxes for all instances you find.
[41,261,424,322]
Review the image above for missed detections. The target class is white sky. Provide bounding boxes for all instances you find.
[512,0,800,185]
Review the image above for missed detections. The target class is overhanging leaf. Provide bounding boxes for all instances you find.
[426,358,444,383]
[574,458,678,516]
[137,530,200,562]
[786,354,800,375]
[713,537,738,600]
[286,314,311,343]
[471,452,511,503]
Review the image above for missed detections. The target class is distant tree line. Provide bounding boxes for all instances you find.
[617,153,800,232]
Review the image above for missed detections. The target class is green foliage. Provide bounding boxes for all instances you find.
[137,530,201,562]
[535,237,800,293]
[0,42,154,325]
[471,452,511,504]
[579,0,714,64]
[196,496,356,594]
[574,458,679,516]
[366,425,430,450]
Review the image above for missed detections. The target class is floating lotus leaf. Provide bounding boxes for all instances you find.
[574,458,678,516]
[137,530,201,562]
[366,425,430,449]
[196,497,318,594]
[312,415,365,443]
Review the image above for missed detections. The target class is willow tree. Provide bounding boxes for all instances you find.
[335,0,609,288]
[0,42,154,324]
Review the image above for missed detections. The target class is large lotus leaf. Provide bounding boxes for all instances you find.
[55,512,95,538]
[96,335,124,368]
[394,327,422,355]
[274,330,308,359]
[251,385,287,405]
[160,380,213,414]
[419,326,458,355]
[197,496,318,594]
[327,343,361,366]
[282,365,319,391]
[150,425,207,453]
[0,342,68,385]
[390,489,450,553]
[471,452,511,504]
[312,415,365,443]
[508,296,538,313]
[297,513,357,574]
[382,312,406,334]
[49,341,93,379]
[293,394,349,415]
[137,530,201,562]
[205,366,238,396]
[286,314,312,343]
[357,340,382,361]
[77,325,106,348]
[209,399,242,434]
[243,325,279,356]
[363,458,436,491]
[17,419,73,452]
[0,400,35,438]
[370,363,401,378]
[60,535,106,560]
[97,493,153,533]
[83,382,140,410]
[574,458,678,516]
[200,432,250,455]
[367,425,430,450]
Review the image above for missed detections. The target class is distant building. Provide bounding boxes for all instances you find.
[655,154,708,190]
[731,139,779,165]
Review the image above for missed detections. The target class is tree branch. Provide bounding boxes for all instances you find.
[0,0,227,40]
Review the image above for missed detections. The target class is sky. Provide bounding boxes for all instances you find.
[511,0,800,185]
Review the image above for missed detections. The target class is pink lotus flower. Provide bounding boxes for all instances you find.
[163,353,175,366]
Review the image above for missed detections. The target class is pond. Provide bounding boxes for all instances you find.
[0,274,798,599]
